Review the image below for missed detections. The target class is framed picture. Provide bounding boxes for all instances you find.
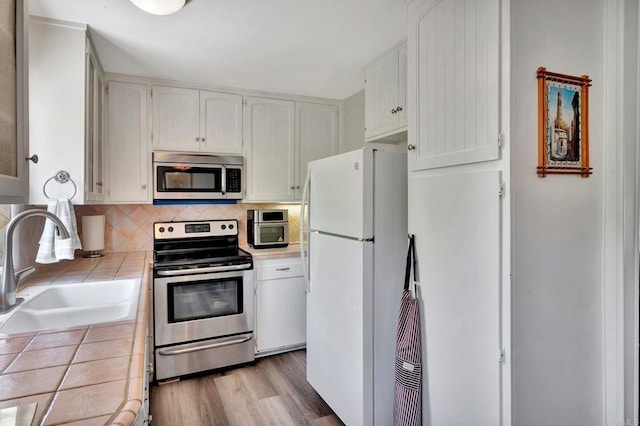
[537,67,592,177]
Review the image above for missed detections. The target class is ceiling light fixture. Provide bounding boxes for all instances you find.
[130,0,190,15]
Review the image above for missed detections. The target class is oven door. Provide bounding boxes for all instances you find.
[154,269,254,347]
[154,161,225,200]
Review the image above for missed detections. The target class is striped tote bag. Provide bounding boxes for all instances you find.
[393,234,422,426]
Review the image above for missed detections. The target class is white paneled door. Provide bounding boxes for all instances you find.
[409,169,502,425]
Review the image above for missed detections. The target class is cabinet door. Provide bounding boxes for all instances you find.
[107,82,149,203]
[409,170,502,425]
[151,86,200,152]
[200,91,243,154]
[365,48,399,140]
[85,48,105,203]
[256,275,307,353]
[408,0,500,171]
[296,102,338,198]
[397,43,407,128]
[0,0,28,203]
[244,97,295,201]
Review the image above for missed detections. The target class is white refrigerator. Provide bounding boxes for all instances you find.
[300,147,408,426]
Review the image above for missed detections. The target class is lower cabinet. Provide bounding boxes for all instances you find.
[254,257,307,355]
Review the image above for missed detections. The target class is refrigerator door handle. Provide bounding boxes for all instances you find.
[300,167,312,292]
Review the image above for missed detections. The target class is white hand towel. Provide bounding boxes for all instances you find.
[35,199,82,264]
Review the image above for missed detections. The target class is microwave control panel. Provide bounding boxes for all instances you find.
[226,168,242,193]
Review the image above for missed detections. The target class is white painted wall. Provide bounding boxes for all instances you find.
[511,0,605,424]
[340,89,406,154]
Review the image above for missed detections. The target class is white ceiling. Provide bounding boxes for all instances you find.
[29,0,408,100]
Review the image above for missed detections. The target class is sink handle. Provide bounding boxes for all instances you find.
[14,266,35,284]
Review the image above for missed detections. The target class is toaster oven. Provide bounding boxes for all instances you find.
[247,209,289,249]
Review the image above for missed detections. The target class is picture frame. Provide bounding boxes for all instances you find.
[536,67,592,178]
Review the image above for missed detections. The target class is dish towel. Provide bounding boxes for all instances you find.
[35,199,82,264]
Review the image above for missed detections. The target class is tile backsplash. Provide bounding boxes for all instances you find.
[1,203,301,269]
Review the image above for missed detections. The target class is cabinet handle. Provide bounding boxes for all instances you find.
[25,154,39,164]
[396,106,403,112]
[276,267,290,271]
[407,144,416,151]
[142,184,147,189]
[391,108,397,114]
[296,185,300,189]
[291,186,295,190]
[96,182,104,186]
[201,137,206,142]
[195,137,200,141]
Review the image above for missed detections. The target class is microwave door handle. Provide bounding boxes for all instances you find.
[221,165,227,196]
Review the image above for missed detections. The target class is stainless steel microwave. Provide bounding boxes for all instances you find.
[153,152,243,201]
[247,209,289,249]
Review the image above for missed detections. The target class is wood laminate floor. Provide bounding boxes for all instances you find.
[150,350,345,426]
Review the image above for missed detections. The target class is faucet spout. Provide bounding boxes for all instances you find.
[0,209,71,312]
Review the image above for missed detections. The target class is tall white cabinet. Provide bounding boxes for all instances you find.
[106,81,150,203]
[28,18,105,205]
[244,97,297,201]
[406,0,506,424]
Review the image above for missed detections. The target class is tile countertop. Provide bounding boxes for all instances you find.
[241,242,303,260]
[0,252,151,426]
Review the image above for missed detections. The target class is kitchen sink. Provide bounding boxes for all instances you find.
[0,279,141,334]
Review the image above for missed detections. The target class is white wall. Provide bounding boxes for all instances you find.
[511,0,605,424]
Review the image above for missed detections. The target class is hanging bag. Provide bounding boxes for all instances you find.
[393,234,422,426]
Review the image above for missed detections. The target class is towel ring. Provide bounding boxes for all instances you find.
[43,170,77,200]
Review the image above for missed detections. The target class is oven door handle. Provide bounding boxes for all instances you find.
[157,334,252,356]
[155,262,252,276]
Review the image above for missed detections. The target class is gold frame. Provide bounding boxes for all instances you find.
[537,67,592,178]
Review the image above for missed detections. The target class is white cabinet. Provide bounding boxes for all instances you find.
[0,0,28,204]
[151,86,243,154]
[254,257,306,355]
[28,18,105,204]
[296,102,339,195]
[244,97,338,202]
[106,82,150,203]
[244,97,296,201]
[407,0,500,171]
[365,41,407,143]
[85,42,106,202]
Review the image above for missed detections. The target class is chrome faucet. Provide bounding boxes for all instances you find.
[0,209,71,313]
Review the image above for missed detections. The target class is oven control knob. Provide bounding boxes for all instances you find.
[229,224,234,229]
[158,227,165,233]
[168,226,174,232]
[221,224,226,230]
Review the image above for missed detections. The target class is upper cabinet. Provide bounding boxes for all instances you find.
[296,102,339,191]
[151,86,243,155]
[364,41,407,143]
[407,0,500,171]
[244,97,296,201]
[106,81,150,204]
[28,18,105,205]
[0,0,28,204]
[244,97,338,202]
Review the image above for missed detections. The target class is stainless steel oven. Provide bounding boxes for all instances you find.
[153,220,254,381]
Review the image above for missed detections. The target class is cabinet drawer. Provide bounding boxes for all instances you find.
[256,259,304,281]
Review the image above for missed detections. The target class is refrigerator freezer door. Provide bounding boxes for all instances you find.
[308,148,374,239]
[306,232,368,426]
